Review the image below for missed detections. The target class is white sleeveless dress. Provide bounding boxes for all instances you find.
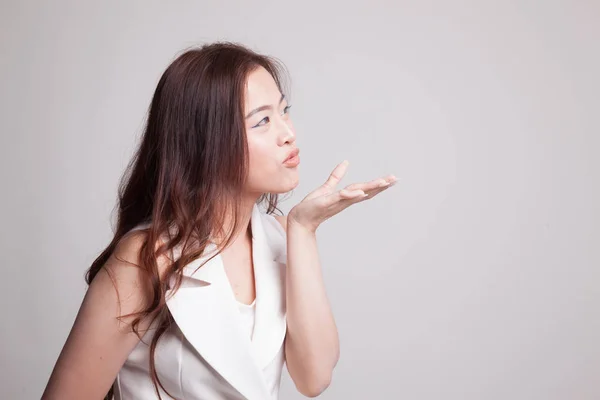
[113,204,288,400]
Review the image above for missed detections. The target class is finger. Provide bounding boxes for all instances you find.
[339,188,367,199]
[361,181,396,199]
[322,160,349,189]
[345,178,390,193]
[325,174,398,206]
[384,175,398,185]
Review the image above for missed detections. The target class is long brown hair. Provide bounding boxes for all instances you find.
[85,42,289,400]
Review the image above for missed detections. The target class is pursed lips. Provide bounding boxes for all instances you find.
[283,148,299,163]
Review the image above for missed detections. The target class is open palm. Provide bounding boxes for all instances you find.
[288,160,397,232]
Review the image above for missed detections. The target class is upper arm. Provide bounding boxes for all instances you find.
[42,231,169,400]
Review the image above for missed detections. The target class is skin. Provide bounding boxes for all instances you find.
[41,65,397,399]
[233,66,397,396]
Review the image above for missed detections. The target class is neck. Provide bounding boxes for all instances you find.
[217,192,261,245]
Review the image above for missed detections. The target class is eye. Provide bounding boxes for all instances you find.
[253,116,270,128]
[281,105,292,115]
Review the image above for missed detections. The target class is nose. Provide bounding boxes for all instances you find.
[277,117,296,146]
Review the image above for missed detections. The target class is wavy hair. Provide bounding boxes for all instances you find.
[85,42,289,400]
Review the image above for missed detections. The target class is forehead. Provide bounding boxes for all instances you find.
[245,66,281,108]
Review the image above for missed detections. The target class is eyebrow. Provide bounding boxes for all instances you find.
[245,93,285,119]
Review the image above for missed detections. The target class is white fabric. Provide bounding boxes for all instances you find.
[237,299,256,341]
[236,298,285,400]
[113,204,287,400]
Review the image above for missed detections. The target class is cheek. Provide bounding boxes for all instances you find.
[245,135,299,193]
[247,140,276,175]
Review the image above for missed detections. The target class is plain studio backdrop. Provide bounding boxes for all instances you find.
[1,1,598,399]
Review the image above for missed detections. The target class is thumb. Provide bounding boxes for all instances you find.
[322,160,349,190]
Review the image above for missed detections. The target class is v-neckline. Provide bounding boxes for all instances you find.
[219,211,258,307]
[168,202,288,378]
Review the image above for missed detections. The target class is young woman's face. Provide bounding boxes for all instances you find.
[244,66,299,196]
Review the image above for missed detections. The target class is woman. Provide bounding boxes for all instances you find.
[42,42,396,400]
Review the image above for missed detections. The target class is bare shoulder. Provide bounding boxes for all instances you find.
[86,228,173,331]
[41,230,172,399]
[107,229,172,281]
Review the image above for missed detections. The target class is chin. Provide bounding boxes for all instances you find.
[272,183,299,194]
[248,171,299,196]
[265,178,300,195]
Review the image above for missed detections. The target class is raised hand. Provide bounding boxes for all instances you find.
[288,160,397,232]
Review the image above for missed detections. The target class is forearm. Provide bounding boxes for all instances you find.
[284,221,339,395]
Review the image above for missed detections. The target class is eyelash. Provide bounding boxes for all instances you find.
[253,105,292,128]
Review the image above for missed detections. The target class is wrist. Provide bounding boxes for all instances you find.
[288,210,318,234]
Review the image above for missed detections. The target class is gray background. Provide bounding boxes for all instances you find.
[1,1,598,399]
